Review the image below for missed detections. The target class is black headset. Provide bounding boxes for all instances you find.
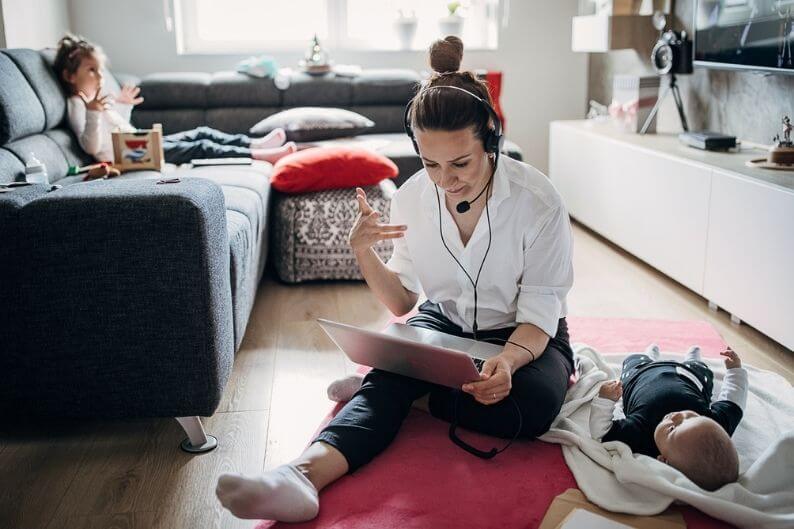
[403,84,526,460]
[404,85,505,214]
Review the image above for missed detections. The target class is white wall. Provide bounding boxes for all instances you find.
[1,0,71,50]
[69,0,587,172]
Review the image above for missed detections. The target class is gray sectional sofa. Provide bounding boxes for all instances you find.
[0,47,522,451]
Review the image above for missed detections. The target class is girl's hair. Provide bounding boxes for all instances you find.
[53,34,106,93]
[407,36,495,146]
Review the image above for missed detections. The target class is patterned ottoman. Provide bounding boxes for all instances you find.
[271,180,397,283]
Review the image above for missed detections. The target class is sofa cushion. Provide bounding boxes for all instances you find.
[131,109,207,134]
[208,71,281,107]
[349,105,408,135]
[3,49,66,130]
[3,134,70,183]
[206,107,280,135]
[0,53,46,144]
[250,107,374,142]
[351,69,420,105]
[137,72,211,109]
[0,149,25,183]
[282,71,353,107]
[43,128,95,168]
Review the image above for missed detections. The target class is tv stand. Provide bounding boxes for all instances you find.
[549,120,794,350]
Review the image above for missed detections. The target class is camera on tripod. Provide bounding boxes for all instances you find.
[651,30,693,76]
[640,12,692,134]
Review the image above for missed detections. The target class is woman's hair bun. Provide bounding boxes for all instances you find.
[429,35,463,74]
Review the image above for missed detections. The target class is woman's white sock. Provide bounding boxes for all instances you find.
[216,464,319,522]
[327,373,365,402]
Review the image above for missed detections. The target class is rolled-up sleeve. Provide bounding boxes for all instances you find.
[384,197,422,294]
[515,204,574,337]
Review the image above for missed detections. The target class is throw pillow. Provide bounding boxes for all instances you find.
[250,107,375,142]
[271,146,398,193]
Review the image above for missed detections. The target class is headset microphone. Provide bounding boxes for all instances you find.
[456,176,492,213]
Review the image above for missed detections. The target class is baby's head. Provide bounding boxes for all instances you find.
[53,34,106,97]
[654,410,739,491]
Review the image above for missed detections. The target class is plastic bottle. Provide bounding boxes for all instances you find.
[25,153,49,185]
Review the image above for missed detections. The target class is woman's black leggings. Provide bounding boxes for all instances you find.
[162,126,252,164]
[314,301,575,473]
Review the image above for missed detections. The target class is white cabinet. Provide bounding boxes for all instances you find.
[550,121,711,294]
[549,120,794,350]
[704,171,794,350]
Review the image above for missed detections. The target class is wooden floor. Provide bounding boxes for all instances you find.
[1,221,791,529]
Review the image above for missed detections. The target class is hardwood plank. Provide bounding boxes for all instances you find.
[263,320,349,469]
[0,420,96,529]
[48,411,267,520]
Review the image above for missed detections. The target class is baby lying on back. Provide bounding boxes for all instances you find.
[589,345,748,491]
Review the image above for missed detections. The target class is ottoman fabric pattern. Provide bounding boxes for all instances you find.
[272,180,397,282]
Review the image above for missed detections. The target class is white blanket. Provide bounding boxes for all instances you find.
[538,345,794,529]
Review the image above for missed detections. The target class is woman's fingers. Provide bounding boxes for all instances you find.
[377,223,407,232]
[78,91,89,103]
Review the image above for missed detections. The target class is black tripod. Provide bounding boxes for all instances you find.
[640,73,689,134]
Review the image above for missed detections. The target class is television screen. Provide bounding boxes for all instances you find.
[694,0,794,74]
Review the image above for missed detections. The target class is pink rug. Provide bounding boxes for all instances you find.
[257,317,733,529]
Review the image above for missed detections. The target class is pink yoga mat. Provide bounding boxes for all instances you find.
[257,317,732,529]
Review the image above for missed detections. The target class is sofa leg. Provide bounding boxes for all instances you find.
[176,416,218,454]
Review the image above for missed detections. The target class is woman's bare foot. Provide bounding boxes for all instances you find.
[250,127,286,149]
[251,141,297,163]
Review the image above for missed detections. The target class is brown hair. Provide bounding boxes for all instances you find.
[53,34,106,94]
[668,420,740,491]
[407,36,496,146]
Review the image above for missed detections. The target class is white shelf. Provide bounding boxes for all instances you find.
[571,14,655,52]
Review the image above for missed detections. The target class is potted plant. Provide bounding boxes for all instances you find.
[439,1,464,37]
[394,9,418,50]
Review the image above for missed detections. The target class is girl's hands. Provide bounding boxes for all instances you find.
[116,84,144,106]
[348,187,407,254]
[78,90,112,112]
[462,354,513,405]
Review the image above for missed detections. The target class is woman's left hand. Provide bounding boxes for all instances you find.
[462,354,513,405]
[116,84,144,106]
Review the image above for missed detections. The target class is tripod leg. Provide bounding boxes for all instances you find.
[671,83,689,132]
[640,86,668,135]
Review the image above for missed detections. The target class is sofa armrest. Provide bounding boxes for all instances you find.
[3,178,234,419]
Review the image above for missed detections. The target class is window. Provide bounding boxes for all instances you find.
[175,0,501,54]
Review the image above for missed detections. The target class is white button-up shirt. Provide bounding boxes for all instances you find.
[385,155,574,338]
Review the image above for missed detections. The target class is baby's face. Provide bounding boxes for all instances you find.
[653,409,706,460]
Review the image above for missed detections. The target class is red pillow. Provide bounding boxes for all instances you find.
[270,146,398,193]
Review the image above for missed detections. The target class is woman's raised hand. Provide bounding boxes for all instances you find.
[78,90,112,112]
[348,187,407,254]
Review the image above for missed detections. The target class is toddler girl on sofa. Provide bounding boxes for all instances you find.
[54,34,297,166]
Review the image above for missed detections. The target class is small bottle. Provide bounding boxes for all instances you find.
[25,153,49,185]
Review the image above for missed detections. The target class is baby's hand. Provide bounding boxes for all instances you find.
[721,347,742,369]
[79,91,112,112]
[599,380,623,401]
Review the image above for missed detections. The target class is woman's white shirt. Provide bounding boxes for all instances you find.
[385,155,574,338]
[66,94,136,162]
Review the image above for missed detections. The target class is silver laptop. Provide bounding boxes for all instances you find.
[317,318,503,388]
